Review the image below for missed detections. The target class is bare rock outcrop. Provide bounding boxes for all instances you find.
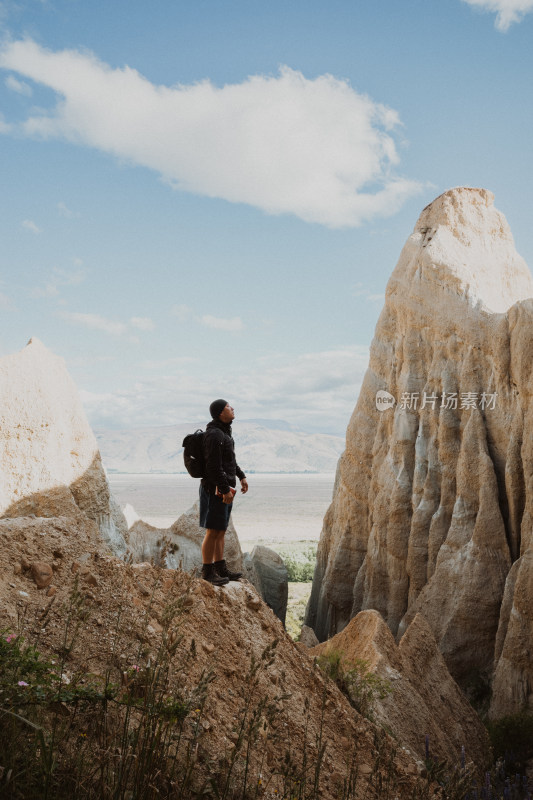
[305,188,533,716]
[0,338,127,553]
[126,505,289,624]
[310,610,490,768]
[0,502,435,799]
[126,501,243,572]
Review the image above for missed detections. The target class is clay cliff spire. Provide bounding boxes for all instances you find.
[306,187,533,717]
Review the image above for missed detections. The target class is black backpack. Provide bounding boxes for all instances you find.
[182,429,205,478]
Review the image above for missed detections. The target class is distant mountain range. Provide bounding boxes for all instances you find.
[95,420,344,474]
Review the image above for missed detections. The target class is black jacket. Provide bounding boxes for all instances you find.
[201,419,245,495]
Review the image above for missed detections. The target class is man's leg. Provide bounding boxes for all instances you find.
[201,529,229,585]
[202,529,225,563]
[199,484,229,585]
[213,530,225,562]
[213,530,243,581]
[201,528,222,564]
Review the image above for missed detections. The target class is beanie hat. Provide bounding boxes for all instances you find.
[209,398,228,419]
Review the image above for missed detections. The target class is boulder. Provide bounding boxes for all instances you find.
[125,501,290,627]
[299,624,319,647]
[305,188,533,715]
[126,501,243,574]
[169,502,243,571]
[127,518,202,571]
[125,508,289,624]
[248,545,288,625]
[242,550,261,588]
[311,610,491,769]
[30,561,53,589]
[0,338,127,553]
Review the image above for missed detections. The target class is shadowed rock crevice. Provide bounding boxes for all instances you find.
[503,407,525,562]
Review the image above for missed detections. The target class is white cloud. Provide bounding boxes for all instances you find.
[200,315,244,331]
[173,306,244,331]
[21,219,42,234]
[5,74,32,95]
[52,264,86,285]
[171,304,193,322]
[130,316,155,331]
[352,283,385,303]
[242,348,369,429]
[57,201,77,218]
[31,282,59,298]
[58,311,128,336]
[31,262,86,298]
[58,310,154,340]
[67,354,117,367]
[140,356,198,369]
[0,291,16,310]
[78,345,370,435]
[462,0,533,29]
[0,39,423,228]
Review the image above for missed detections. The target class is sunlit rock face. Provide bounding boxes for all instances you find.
[305,188,533,715]
[0,338,127,552]
[310,610,491,768]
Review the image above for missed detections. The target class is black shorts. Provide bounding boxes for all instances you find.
[199,484,233,531]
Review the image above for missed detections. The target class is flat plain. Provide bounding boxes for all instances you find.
[107,472,336,549]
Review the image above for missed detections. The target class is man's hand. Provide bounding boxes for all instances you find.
[240,478,249,494]
[222,491,234,504]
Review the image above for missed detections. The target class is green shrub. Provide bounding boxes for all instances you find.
[5,569,495,800]
[0,579,214,799]
[278,545,317,583]
[1,576,324,800]
[315,649,392,720]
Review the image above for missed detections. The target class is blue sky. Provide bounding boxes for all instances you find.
[1,0,532,435]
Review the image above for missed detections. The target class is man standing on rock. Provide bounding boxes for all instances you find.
[200,399,248,586]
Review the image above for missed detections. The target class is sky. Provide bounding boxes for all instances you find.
[0,0,532,436]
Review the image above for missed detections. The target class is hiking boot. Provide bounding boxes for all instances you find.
[214,559,242,581]
[201,562,229,586]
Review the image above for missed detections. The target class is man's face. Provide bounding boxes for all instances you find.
[219,404,235,423]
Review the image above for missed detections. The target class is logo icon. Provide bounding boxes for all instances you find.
[375,390,395,412]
